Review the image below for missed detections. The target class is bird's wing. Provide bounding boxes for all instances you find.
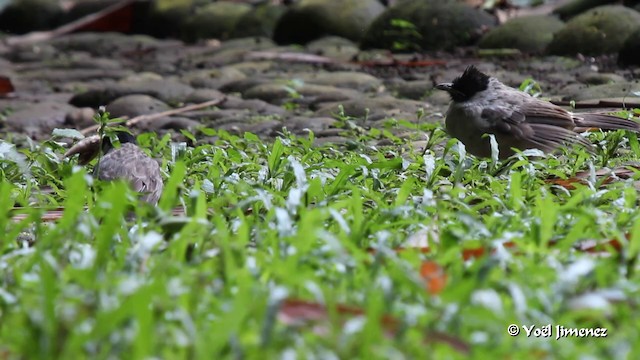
[518,101,576,129]
[480,105,532,138]
[480,103,591,152]
[130,155,164,205]
[96,144,164,204]
[95,146,132,181]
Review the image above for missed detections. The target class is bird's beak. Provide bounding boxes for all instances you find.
[436,83,453,92]
[436,82,466,101]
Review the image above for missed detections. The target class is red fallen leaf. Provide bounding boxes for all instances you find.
[0,348,15,360]
[376,238,623,262]
[4,0,137,46]
[356,59,447,68]
[68,0,136,33]
[366,248,444,294]
[546,165,640,190]
[420,261,447,294]
[503,241,517,249]
[547,175,619,190]
[366,247,431,254]
[574,238,623,253]
[278,298,469,353]
[462,238,624,259]
[278,298,399,335]
[462,247,487,261]
[391,60,447,68]
[0,76,15,96]
[462,241,517,261]
[545,178,579,190]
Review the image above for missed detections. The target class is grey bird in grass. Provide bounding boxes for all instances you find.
[436,66,640,159]
[94,132,164,205]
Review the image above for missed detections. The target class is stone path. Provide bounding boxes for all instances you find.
[1,32,638,147]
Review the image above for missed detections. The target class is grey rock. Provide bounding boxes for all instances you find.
[184,106,287,133]
[619,27,640,65]
[106,94,170,118]
[20,68,132,82]
[220,96,288,116]
[0,0,63,34]
[5,101,76,139]
[558,81,640,101]
[145,116,202,131]
[232,3,287,38]
[70,78,194,107]
[525,56,583,73]
[182,2,252,42]
[306,36,360,61]
[548,5,640,55]
[274,0,385,44]
[427,89,454,108]
[243,120,283,135]
[184,89,226,104]
[361,0,496,52]
[290,71,383,92]
[19,52,123,70]
[225,61,277,76]
[314,97,426,120]
[64,107,96,129]
[5,44,58,63]
[220,78,273,93]
[0,58,12,70]
[553,0,617,20]
[487,70,533,89]
[211,37,278,53]
[145,0,190,38]
[183,67,247,89]
[313,135,350,146]
[388,79,434,100]
[243,83,360,105]
[202,48,257,67]
[479,15,564,53]
[282,116,338,133]
[576,72,626,85]
[188,109,252,124]
[49,32,165,58]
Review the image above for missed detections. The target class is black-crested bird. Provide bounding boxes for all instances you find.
[436,66,640,159]
[94,131,164,205]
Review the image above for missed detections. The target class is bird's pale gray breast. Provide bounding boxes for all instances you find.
[95,143,164,205]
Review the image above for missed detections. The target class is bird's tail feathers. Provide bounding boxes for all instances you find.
[574,113,640,132]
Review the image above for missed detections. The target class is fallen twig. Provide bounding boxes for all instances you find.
[2,0,137,47]
[10,206,188,222]
[247,51,337,64]
[80,96,226,135]
[550,98,640,109]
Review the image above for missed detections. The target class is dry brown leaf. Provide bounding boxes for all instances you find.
[0,76,15,96]
[420,261,447,294]
[278,298,469,353]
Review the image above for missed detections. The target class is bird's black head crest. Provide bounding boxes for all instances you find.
[101,130,137,153]
[448,65,490,102]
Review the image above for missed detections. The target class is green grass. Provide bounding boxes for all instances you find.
[2,116,640,358]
